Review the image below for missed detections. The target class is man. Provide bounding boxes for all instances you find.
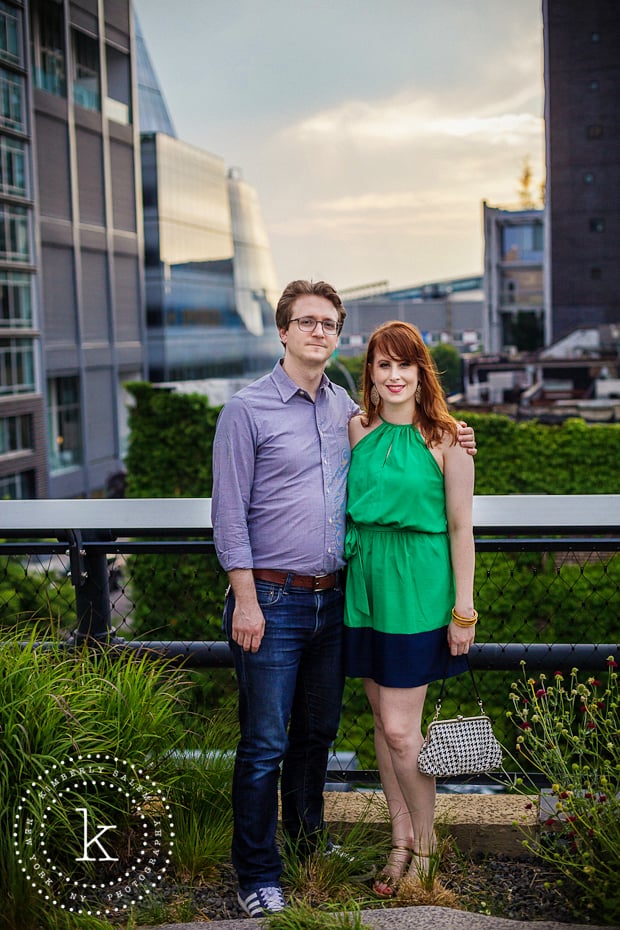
[211,280,475,917]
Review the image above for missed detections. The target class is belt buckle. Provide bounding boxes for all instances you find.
[313,573,329,591]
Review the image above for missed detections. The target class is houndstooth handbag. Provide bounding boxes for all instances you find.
[418,666,503,777]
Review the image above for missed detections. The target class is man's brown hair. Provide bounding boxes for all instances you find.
[275,280,346,330]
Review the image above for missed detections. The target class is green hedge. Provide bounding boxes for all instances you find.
[124,383,227,641]
[451,412,620,494]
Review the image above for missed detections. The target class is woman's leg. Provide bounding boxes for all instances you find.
[369,680,437,858]
[364,678,414,851]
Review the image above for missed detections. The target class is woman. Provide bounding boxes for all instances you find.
[343,320,476,897]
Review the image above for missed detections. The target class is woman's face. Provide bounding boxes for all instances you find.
[370,352,419,409]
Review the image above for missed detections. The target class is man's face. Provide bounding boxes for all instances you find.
[279,295,340,368]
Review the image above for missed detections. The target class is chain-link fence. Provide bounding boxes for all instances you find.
[1,497,619,786]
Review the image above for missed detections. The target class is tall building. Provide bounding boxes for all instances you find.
[0,0,144,500]
[0,0,45,498]
[31,0,145,498]
[136,20,281,384]
[543,0,620,340]
[482,204,545,353]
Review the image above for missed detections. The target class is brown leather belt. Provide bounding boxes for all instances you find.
[252,569,340,591]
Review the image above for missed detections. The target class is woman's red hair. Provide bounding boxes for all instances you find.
[362,321,458,447]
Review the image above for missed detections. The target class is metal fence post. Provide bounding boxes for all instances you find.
[61,529,117,642]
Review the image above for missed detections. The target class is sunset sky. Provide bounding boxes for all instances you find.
[135,0,545,292]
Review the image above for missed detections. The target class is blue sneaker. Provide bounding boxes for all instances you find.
[237,884,287,917]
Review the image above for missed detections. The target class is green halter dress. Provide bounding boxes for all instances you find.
[343,418,467,687]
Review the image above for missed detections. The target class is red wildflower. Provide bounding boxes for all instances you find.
[607,659,618,668]
[520,721,532,730]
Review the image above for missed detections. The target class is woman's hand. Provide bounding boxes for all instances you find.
[447,617,476,656]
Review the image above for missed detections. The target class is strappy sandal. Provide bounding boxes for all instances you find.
[407,851,432,881]
[372,845,413,898]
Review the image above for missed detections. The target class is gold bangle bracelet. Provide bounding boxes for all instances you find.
[451,607,478,627]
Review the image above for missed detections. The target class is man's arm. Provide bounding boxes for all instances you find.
[212,399,265,652]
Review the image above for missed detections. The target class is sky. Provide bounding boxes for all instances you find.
[134,0,544,293]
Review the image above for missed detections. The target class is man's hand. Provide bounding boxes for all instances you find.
[457,421,477,456]
[228,569,266,652]
[232,601,265,653]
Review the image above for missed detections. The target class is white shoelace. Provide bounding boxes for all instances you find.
[259,886,286,911]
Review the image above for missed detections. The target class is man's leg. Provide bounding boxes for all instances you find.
[280,585,345,850]
[225,584,306,890]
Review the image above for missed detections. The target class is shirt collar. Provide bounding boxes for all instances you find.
[271,358,336,402]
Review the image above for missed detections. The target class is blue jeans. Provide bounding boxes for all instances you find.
[223,576,345,889]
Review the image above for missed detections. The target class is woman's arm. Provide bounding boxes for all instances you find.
[442,438,476,656]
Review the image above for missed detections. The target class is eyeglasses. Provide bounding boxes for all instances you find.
[289,316,342,335]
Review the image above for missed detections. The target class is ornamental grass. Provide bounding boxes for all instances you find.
[0,628,188,930]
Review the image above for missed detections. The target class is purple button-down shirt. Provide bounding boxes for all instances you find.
[212,360,359,575]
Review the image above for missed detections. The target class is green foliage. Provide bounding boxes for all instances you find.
[165,706,238,884]
[431,343,463,395]
[265,900,372,930]
[326,355,364,400]
[451,412,620,495]
[124,382,220,498]
[0,630,188,929]
[123,382,228,640]
[0,558,76,632]
[507,661,620,924]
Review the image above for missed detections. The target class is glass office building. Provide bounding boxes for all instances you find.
[136,18,281,384]
[141,134,281,381]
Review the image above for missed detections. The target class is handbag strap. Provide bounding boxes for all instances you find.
[432,659,486,721]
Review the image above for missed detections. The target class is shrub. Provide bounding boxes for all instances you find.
[507,659,620,924]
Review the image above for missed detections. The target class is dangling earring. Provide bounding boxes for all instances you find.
[415,383,422,403]
[370,385,380,406]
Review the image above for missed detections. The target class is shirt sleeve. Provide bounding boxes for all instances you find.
[211,396,257,571]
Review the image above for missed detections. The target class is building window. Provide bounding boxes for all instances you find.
[30,0,66,97]
[72,29,100,112]
[0,413,32,455]
[0,272,32,327]
[591,32,600,43]
[589,218,605,233]
[0,205,29,262]
[583,171,595,184]
[105,44,130,124]
[501,222,544,262]
[0,136,26,197]
[0,1,20,65]
[586,124,603,139]
[0,65,23,130]
[0,469,34,499]
[0,336,34,393]
[47,375,82,471]
[589,79,600,91]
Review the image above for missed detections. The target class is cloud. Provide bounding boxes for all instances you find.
[287,90,542,148]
